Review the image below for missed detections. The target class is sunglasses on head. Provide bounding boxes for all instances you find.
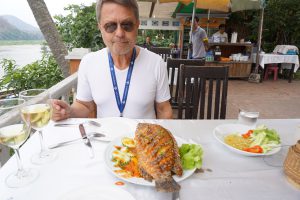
[103,21,135,33]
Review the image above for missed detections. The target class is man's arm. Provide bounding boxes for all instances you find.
[155,100,173,119]
[70,99,96,118]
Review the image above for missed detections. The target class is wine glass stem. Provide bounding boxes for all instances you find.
[13,148,25,178]
[38,130,47,154]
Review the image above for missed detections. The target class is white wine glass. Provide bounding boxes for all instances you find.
[0,98,39,188]
[19,89,57,165]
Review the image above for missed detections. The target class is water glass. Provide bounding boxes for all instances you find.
[238,110,259,128]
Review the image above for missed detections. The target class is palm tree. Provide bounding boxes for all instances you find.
[27,0,69,78]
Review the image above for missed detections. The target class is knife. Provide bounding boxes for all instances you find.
[79,123,95,158]
[172,191,180,200]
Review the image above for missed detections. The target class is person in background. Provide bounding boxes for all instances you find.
[212,24,228,43]
[143,36,154,49]
[51,0,172,120]
[189,16,208,59]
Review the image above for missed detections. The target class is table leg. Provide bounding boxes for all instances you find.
[260,66,264,83]
[288,64,295,83]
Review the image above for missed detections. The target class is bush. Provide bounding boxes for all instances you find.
[0,54,64,97]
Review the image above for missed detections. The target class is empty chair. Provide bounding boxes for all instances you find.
[167,58,205,109]
[178,65,229,119]
[264,64,279,81]
[149,47,171,62]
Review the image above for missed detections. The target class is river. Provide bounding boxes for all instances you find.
[0,44,42,78]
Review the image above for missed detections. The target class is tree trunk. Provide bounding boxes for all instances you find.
[27,0,69,78]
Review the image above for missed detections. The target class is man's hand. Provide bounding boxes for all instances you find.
[51,99,71,121]
[188,43,193,50]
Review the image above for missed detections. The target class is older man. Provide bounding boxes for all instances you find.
[52,0,172,120]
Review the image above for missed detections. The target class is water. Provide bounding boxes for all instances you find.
[238,111,259,128]
[0,45,42,78]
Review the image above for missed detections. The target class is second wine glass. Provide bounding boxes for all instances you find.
[0,98,39,187]
[19,89,57,165]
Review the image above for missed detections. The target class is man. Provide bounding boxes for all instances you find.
[189,16,208,59]
[212,24,228,43]
[143,36,154,49]
[52,0,172,120]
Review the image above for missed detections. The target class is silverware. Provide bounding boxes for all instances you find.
[54,120,101,127]
[172,191,180,200]
[79,123,95,158]
[48,133,105,149]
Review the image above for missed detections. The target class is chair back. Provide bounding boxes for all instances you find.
[149,47,171,62]
[167,58,205,108]
[178,65,229,119]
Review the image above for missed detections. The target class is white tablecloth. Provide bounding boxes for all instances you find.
[252,53,299,72]
[1,119,300,200]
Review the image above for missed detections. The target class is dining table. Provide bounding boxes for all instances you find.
[1,118,300,200]
[252,53,299,82]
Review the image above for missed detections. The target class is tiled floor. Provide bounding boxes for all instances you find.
[226,79,300,119]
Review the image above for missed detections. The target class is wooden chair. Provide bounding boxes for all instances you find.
[167,58,205,109]
[177,65,229,119]
[149,47,171,62]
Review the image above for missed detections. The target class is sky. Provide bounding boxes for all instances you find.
[0,0,96,27]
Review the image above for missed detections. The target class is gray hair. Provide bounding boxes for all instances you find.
[96,0,139,23]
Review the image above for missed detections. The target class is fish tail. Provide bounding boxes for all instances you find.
[155,177,181,192]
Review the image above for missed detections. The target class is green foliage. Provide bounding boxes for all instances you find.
[54,3,103,51]
[227,0,300,52]
[137,30,177,47]
[0,54,64,97]
[54,3,177,49]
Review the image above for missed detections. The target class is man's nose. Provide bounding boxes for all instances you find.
[115,24,125,37]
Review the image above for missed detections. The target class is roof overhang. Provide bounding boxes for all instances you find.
[138,0,178,19]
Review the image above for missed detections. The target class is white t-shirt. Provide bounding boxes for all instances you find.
[212,31,228,43]
[76,47,171,119]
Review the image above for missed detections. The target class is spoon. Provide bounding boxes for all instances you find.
[54,120,101,127]
[48,132,105,149]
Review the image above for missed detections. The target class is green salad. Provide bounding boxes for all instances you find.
[179,144,203,170]
[247,125,281,153]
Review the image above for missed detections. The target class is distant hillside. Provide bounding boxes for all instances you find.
[0,15,43,40]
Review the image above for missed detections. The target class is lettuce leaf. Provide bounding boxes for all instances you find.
[179,144,203,170]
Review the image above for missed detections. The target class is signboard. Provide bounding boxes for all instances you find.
[139,18,181,30]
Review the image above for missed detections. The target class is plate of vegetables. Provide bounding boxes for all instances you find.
[213,124,281,156]
[104,135,203,186]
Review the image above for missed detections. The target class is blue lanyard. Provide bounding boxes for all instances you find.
[108,48,136,117]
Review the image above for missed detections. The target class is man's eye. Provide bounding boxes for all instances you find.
[104,23,117,33]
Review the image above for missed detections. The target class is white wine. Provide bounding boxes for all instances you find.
[0,124,30,149]
[21,104,52,130]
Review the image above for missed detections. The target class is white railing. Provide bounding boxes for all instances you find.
[0,72,78,166]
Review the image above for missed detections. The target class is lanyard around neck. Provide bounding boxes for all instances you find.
[108,48,136,117]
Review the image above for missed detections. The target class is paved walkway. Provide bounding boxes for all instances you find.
[226,79,300,119]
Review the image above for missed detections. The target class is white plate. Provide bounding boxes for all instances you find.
[213,123,281,156]
[59,185,135,200]
[93,117,138,141]
[104,135,195,186]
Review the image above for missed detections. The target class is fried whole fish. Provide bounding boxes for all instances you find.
[135,123,183,192]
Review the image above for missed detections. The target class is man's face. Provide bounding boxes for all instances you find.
[220,27,225,34]
[191,19,198,30]
[98,2,139,56]
[146,37,151,44]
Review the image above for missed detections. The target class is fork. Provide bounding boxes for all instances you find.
[48,132,105,149]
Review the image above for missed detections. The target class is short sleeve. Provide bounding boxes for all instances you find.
[76,56,93,102]
[155,58,171,103]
